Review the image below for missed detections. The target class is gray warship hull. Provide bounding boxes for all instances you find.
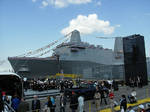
[9,57,123,79]
[8,30,124,79]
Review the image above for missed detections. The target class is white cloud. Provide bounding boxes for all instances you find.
[40,0,92,8]
[42,1,49,7]
[54,0,67,8]
[32,0,37,3]
[68,0,91,4]
[115,24,121,27]
[61,14,117,35]
[97,1,101,6]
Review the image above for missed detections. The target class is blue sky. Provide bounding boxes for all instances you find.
[0,0,150,71]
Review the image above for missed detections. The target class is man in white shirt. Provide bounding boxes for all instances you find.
[78,94,84,112]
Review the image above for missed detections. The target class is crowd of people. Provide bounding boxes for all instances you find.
[0,78,149,112]
[128,75,143,88]
[23,78,74,92]
[0,89,29,112]
[0,79,115,112]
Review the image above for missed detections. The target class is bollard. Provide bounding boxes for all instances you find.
[110,99,114,112]
[89,101,91,112]
[146,88,149,98]
[109,91,114,112]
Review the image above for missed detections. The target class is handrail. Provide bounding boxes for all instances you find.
[4,101,16,112]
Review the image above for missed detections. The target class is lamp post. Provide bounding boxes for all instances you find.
[110,53,114,112]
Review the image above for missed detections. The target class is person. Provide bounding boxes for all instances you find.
[112,80,118,91]
[100,90,107,105]
[128,106,134,112]
[48,96,56,112]
[138,104,145,112]
[78,93,84,112]
[94,91,100,110]
[23,77,29,92]
[3,95,12,112]
[145,104,150,112]
[5,95,12,106]
[32,95,41,112]
[128,89,137,103]
[17,98,29,112]
[109,90,115,112]
[11,94,20,112]
[60,81,64,91]
[43,96,50,112]
[0,89,4,112]
[138,76,143,88]
[120,95,127,112]
[70,91,78,112]
[2,91,6,101]
[60,93,66,112]
[130,78,135,88]
[137,76,140,87]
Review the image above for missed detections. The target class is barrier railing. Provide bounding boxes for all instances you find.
[4,101,16,112]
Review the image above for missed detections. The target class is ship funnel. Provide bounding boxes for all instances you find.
[70,30,81,43]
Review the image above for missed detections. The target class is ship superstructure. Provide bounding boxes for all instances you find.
[8,30,124,79]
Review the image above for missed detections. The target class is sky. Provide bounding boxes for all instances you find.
[0,0,150,71]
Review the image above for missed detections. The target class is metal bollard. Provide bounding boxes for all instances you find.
[89,100,91,112]
[146,88,149,98]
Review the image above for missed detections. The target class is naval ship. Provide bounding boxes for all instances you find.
[8,30,124,79]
